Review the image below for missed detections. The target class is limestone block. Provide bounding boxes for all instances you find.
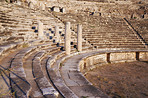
[110,52,136,62]
[93,54,106,65]
[79,60,84,71]
[86,57,93,67]
[139,52,148,61]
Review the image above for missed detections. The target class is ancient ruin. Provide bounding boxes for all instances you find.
[0,0,148,98]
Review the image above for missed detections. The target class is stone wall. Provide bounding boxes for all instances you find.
[79,50,148,72]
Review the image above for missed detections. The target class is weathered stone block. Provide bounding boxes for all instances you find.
[86,57,93,67]
[139,52,148,61]
[110,52,136,62]
[93,54,106,65]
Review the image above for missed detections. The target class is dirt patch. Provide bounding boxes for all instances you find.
[85,61,148,98]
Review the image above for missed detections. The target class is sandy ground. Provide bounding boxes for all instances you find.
[85,61,148,98]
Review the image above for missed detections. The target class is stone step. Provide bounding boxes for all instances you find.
[89,43,144,47]
[0,21,32,28]
[10,46,37,98]
[95,45,146,48]
[0,40,59,97]
[46,51,79,98]
[85,38,139,41]
[32,51,59,98]
[84,36,139,40]
[83,32,135,35]
[0,42,25,59]
[88,40,142,43]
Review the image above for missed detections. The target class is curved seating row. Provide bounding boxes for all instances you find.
[32,51,59,98]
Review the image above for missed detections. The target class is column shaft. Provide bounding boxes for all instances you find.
[55,26,60,42]
[38,21,44,38]
[77,24,82,52]
[65,22,71,55]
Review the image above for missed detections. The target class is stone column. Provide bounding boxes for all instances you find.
[77,24,82,52]
[55,26,60,42]
[38,21,44,39]
[65,22,71,55]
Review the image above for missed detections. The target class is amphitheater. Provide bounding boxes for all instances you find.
[0,0,148,98]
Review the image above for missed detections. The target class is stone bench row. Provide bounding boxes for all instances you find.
[0,39,46,55]
[88,41,143,44]
[85,37,140,40]
[1,23,33,29]
[49,49,111,98]
[83,29,131,32]
[82,32,135,36]
[83,34,138,37]
[0,42,25,60]
[0,16,60,28]
[32,50,59,98]
[94,45,145,49]
[8,40,58,97]
[0,19,62,31]
[84,37,140,41]
[10,46,37,98]
[46,50,79,98]
[45,48,93,98]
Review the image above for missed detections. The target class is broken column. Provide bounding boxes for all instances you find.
[77,24,82,52]
[55,26,60,42]
[38,21,44,39]
[65,22,71,55]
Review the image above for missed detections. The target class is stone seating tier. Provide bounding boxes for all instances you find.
[0,1,148,98]
[129,19,148,44]
[52,11,146,49]
[0,39,64,97]
[0,3,65,44]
